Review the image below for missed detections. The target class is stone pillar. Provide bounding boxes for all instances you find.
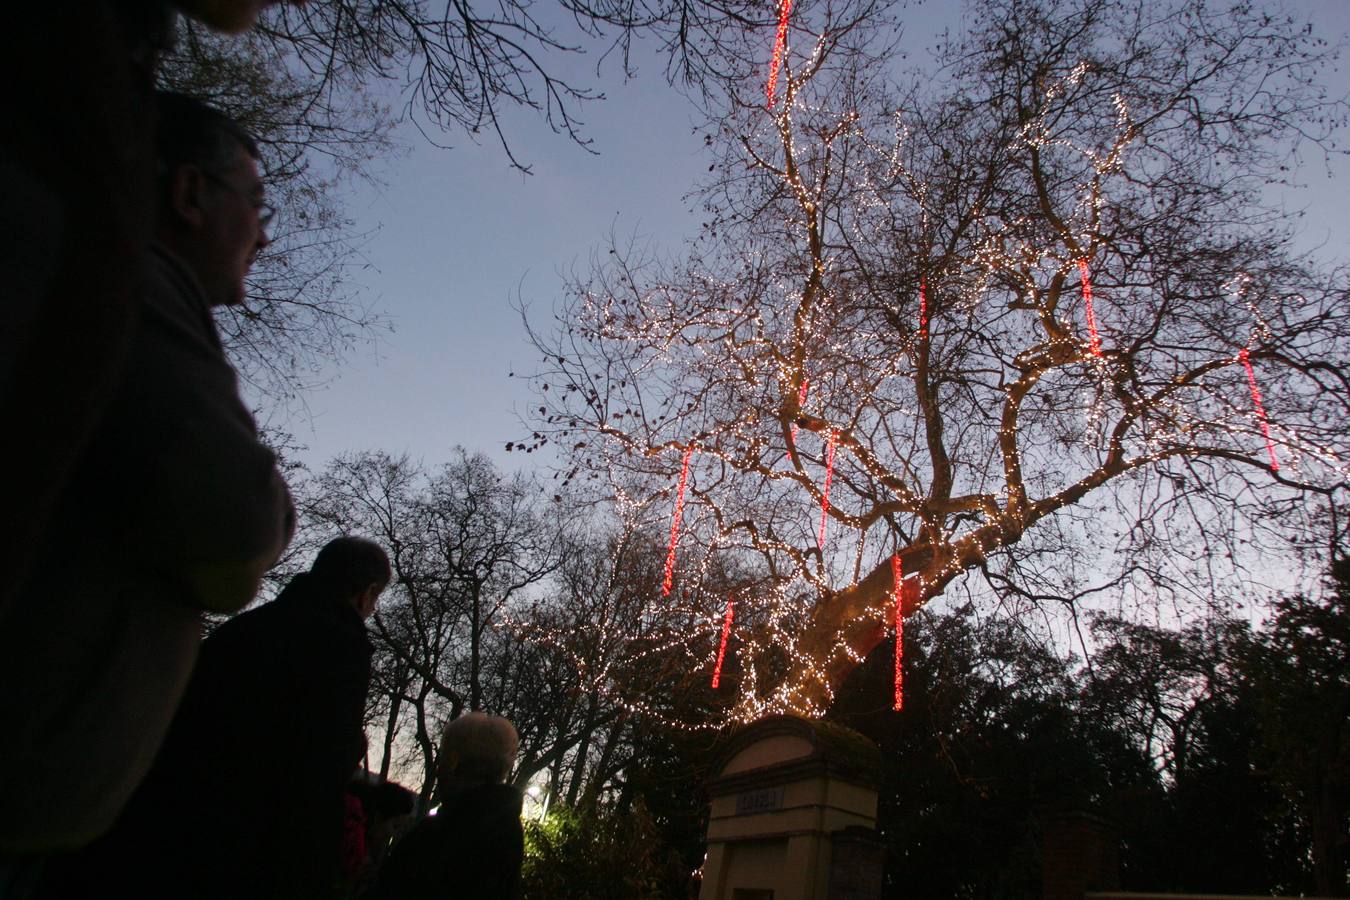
[698,716,884,900]
[827,826,884,900]
[1042,811,1119,900]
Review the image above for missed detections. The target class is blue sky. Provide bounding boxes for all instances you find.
[263,1,1350,477]
[268,34,710,472]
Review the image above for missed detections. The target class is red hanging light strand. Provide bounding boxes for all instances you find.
[892,554,904,711]
[1239,347,1280,472]
[1077,258,1103,358]
[764,0,794,108]
[817,429,837,547]
[711,596,735,688]
[918,279,929,343]
[662,447,694,597]
[789,377,810,445]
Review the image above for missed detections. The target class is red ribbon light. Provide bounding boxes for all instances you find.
[662,447,694,596]
[765,0,794,108]
[817,430,837,547]
[711,596,735,688]
[892,554,904,711]
[1239,347,1279,472]
[918,279,929,343]
[1077,258,1103,357]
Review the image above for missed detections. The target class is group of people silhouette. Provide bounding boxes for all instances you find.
[1,2,523,897]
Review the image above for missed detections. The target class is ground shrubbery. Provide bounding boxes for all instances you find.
[522,799,695,900]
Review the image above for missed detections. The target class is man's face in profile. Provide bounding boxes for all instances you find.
[355,582,386,621]
[196,143,271,308]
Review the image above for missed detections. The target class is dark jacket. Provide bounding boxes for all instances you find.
[39,571,371,899]
[370,785,525,900]
[2,245,292,853]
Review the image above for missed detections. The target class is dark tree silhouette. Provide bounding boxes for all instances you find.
[1240,556,1350,896]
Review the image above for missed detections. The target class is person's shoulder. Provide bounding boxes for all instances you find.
[378,815,450,882]
[142,243,218,339]
[201,596,289,652]
[443,785,524,841]
[477,784,525,816]
[146,244,209,310]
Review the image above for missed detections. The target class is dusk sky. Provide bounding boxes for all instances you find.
[257,0,1350,478]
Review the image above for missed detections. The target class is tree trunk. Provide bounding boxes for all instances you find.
[413,682,437,805]
[1312,722,1349,897]
[581,712,629,808]
[565,694,600,807]
[470,581,482,711]
[378,688,403,781]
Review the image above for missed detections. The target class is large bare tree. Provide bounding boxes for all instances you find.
[527,0,1350,717]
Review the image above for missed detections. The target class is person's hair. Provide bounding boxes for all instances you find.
[437,713,518,796]
[154,91,259,190]
[310,536,391,599]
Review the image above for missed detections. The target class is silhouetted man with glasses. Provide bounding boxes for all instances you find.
[0,93,293,869]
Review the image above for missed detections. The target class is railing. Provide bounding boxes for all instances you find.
[1088,893,1339,900]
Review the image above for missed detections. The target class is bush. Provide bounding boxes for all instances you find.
[522,799,693,899]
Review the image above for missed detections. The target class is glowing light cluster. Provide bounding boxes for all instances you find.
[765,0,794,108]
[662,446,694,596]
[711,596,735,688]
[1239,347,1279,471]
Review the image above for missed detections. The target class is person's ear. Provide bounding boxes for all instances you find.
[168,165,209,229]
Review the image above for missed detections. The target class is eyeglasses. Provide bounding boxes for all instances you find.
[201,169,276,235]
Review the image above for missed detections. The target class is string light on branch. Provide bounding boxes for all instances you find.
[765,0,793,108]
[711,596,736,688]
[1238,347,1279,472]
[817,429,837,547]
[662,446,694,596]
[891,554,904,711]
[1077,258,1103,357]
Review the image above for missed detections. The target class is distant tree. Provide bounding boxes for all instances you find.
[509,528,656,804]
[1083,614,1304,894]
[613,719,720,883]
[529,0,1350,716]
[508,520,741,803]
[1083,616,1243,782]
[832,607,1122,898]
[299,451,724,807]
[1240,556,1350,896]
[302,450,560,797]
[830,601,1323,898]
